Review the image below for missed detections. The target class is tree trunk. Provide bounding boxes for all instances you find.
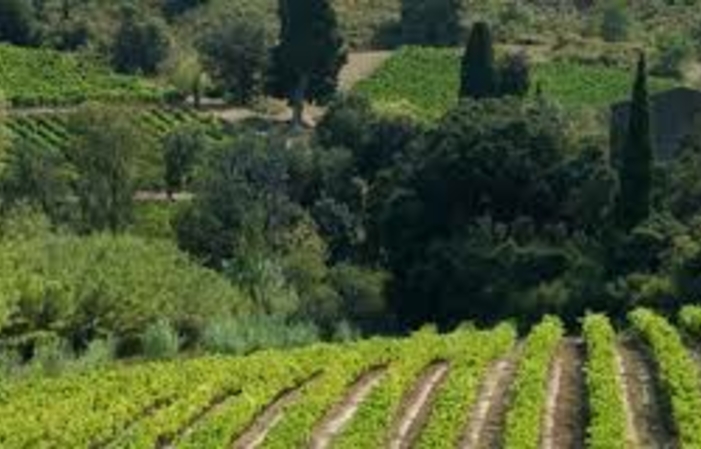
[291,76,308,129]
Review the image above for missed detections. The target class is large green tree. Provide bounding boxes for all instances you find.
[617,54,653,230]
[65,104,143,233]
[460,22,498,99]
[267,0,347,128]
[111,5,170,75]
[197,15,267,105]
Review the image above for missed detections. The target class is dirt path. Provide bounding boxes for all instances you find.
[542,339,586,449]
[388,361,450,449]
[339,51,392,90]
[310,367,387,449]
[459,349,520,449]
[618,339,678,449]
[232,374,321,449]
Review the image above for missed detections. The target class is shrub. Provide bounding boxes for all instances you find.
[76,338,115,370]
[142,319,180,360]
[599,0,629,43]
[31,339,74,377]
[200,316,319,356]
[652,33,692,78]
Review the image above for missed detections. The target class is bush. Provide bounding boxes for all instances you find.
[0,233,252,350]
[31,339,74,377]
[76,338,115,370]
[142,319,180,360]
[201,316,319,356]
[599,1,629,43]
[400,0,463,46]
[652,33,692,78]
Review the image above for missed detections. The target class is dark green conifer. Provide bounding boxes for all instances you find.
[460,22,497,99]
[617,53,653,230]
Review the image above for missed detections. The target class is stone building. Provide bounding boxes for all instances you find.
[610,87,701,163]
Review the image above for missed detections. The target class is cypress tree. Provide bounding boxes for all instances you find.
[268,0,347,128]
[617,53,653,230]
[460,22,497,99]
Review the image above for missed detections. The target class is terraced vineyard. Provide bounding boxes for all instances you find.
[3,308,701,448]
[0,44,170,107]
[5,108,225,152]
[1,108,226,190]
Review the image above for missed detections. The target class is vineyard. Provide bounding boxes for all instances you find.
[2,308,701,448]
[0,44,170,107]
[2,108,226,189]
[354,47,676,121]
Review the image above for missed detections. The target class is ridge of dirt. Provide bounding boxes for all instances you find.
[618,338,678,449]
[459,348,520,449]
[310,366,388,449]
[542,339,586,449]
[232,372,322,449]
[388,361,450,449]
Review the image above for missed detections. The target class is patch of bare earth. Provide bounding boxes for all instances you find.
[232,373,321,449]
[339,51,392,90]
[542,339,586,449]
[388,361,450,449]
[310,366,387,449]
[618,338,678,449]
[459,348,520,449]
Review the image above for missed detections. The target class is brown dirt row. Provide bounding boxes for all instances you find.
[618,338,678,449]
[459,348,520,449]
[543,339,586,449]
[388,361,451,449]
[310,366,387,449]
[232,373,322,449]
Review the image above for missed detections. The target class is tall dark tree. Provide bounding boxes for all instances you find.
[617,54,653,230]
[267,0,347,128]
[460,22,498,99]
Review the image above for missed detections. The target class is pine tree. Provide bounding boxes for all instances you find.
[617,54,653,230]
[460,22,497,99]
[268,0,347,128]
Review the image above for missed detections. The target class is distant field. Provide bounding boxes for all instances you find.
[354,46,677,121]
[0,44,170,107]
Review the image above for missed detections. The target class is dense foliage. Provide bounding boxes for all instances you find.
[582,314,628,449]
[0,230,251,355]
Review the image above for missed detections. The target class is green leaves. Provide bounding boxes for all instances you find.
[629,308,701,449]
[504,316,564,449]
[0,44,168,107]
[583,314,628,449]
